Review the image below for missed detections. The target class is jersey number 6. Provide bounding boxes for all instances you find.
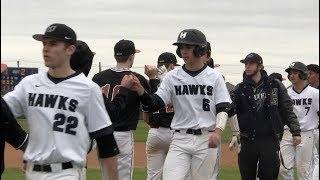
[203,98,210,111]
[53,113,79,135]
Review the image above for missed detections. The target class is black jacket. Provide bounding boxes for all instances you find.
[230,70,301,140]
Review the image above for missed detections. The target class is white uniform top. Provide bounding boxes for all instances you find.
[3,72,112,166]
[155,66,231,130]
[287,85,319,131]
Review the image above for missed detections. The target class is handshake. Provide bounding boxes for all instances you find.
[120,74,145,96]
[100,74,145,97]
[144,65,167,80]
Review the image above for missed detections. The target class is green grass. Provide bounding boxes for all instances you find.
[134,120,150,142]
[3,167,241,180]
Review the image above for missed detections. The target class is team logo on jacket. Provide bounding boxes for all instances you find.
[270,88,278,105]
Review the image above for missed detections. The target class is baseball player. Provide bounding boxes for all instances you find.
[202,41,220,69]
[128,29,232,179]
[2,23,128,180]
[1,64,28,177]
[307,64,319,180]
[144,52,178,180]
[92,39,150,180]
[280,62,319,180]
[307,64,319,89]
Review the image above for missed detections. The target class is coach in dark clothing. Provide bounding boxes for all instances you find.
[230,53,301,180]
[1,97,28,177]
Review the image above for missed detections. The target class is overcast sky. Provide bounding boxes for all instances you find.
[1,0,319,85]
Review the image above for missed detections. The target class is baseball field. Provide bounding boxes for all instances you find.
[2,120,241,179]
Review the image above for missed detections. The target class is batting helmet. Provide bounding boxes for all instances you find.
[70,40,95,77]
[173,29,207,58]
[285,61,308,80]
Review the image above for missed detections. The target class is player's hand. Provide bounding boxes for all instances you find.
[157,65,168,80]
[131,75,145,96]
[208,129,221,148]
[292,135,302,146]
[228,135,240,153]
[144,65,157,79]
[120,74,135,89]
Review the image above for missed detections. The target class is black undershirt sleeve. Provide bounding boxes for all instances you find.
[1,98,28,150]
[89,126,119,158]
[215,102,231,114]
[140,92,166,112]
[95,134,119,158]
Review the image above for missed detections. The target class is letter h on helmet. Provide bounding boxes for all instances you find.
[173,29,208,58]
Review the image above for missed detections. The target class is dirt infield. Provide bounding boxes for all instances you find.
[5,142,237,169]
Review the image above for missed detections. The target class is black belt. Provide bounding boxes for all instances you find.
[151,125,171,129]
[33,162,73,172]
[175,129,211,135]
[114,127,131,131]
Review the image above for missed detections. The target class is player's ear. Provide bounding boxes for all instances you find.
[66,44,76,56]
[258,64,264,71]
[128,54,135,62]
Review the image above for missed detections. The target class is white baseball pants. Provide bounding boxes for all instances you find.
[163,131,218,180]
[146,127,174,180]
[113,131,134,180]
[279,129,315,180]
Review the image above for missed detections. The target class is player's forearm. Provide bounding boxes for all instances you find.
[140,92,165,112]
[228,115,240,136]
[149,79,160,94]
[99,156,119,180]
[214,111,228,131]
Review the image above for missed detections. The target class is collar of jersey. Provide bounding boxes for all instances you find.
[47,71,81,84]
[182,64,207,77]
[110,67,131,72]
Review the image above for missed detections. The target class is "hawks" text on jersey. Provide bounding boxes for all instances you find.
[292,98,312,106]
[174,85,213,96]
[28,93,79,112]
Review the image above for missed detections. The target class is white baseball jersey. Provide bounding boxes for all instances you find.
[3,71,112,167]
[155,66,231,130]
[287,85,319,131]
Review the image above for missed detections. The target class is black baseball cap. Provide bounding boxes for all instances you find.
[114,40,140,56]
[240,52,263,64]
[307,64,319,73]
[157,52,179,66]
[269,73,286,81]
[33,23,77,45]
